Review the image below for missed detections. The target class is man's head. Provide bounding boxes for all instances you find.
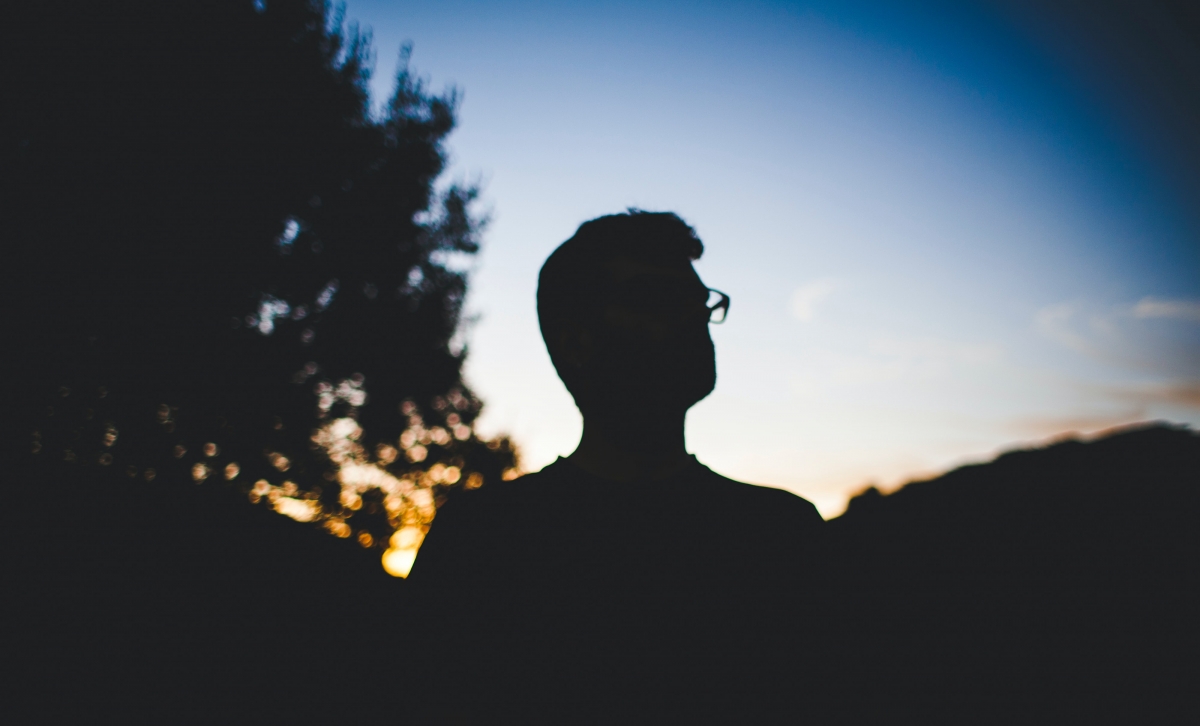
[538,210,718,421]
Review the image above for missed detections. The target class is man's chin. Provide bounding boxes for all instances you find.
[681,381,716,409]
[623,379,715,411]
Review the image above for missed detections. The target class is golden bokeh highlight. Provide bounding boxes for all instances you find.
[38,379,518,579]
[274,496,320,522]
[235,389,520,577]
[381,526,426,577]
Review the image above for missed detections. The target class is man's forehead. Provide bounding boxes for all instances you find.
[604,254,700,284]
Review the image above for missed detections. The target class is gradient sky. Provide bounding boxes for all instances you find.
[345,0,1199,516]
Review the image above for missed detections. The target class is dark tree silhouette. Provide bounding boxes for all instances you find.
[3,2,517,719]
[3,1,516,566]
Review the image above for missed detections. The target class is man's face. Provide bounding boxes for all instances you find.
[570,254,717,415]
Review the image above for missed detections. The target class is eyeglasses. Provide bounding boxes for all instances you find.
[614,279,731,324]
[706,288,730,324]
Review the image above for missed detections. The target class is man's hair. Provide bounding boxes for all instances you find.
[537,210,703,380]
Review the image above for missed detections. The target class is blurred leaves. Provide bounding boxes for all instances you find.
[3,0,516,564]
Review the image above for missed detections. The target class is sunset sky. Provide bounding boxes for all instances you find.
[346,0,1199,516]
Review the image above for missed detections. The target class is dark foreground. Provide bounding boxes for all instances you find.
[4,424,1196,722]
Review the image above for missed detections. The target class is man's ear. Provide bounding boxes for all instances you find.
[555,325,594,370]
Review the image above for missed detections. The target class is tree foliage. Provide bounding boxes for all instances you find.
[3,1,516,565]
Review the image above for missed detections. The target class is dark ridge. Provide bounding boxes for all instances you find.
[818,422,1199,720]
[831,421,1199,571]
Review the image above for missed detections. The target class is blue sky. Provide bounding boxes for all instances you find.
[345,0,1199,515]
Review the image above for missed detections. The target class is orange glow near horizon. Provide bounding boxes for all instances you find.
[257,387,515,577]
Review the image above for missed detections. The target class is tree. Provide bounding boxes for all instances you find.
[3,0,516,575]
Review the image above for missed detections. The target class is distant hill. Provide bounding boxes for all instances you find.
[830,421,1198,577]
[818,423,1199,721]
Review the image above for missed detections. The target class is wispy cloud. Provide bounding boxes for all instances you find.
[1034,297,1200,376]
[1007,412,1151,440]
[1104,381,1200,410]
[1003,374,1200,444]
[1033,302,1096,356]
[790,279,837,322]
[1132,297,1200,322]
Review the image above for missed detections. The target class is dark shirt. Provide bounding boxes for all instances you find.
[409,456,824,594]
[404,457,826,720]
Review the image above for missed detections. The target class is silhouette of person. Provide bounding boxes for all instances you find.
[403,211,825,720]
[410,210,824,591]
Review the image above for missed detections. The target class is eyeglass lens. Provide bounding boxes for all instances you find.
[707,289,729,323]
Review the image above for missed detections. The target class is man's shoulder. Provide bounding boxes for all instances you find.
[439,462,566,512]
[407,465,567,584]
[695,465,825,527]
[439,458,824,528]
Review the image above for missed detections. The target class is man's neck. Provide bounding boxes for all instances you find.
[566,413,693,483]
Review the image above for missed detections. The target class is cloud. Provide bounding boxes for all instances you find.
[1033,302,1094,356]
[1104,381,1200,410]
[1132,297,1200,322]
[1033,298,1200,376]
[1008,412,1149,439]
[1007,380,1200,442]
[790,279,837,322]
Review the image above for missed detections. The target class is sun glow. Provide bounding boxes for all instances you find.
[253,384,516,577]
[234,401,461,576]
[381,526,426,577]
[38,377,516,579]
[287,413,443,576]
